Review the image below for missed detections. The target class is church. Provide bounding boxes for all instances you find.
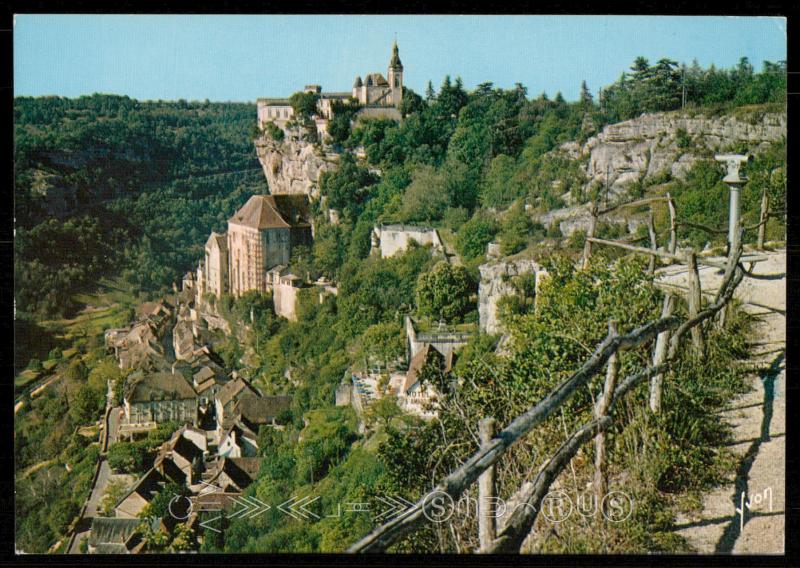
[198,194,311,300]
[257,42,405,140]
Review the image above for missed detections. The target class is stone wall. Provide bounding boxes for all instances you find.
[273,282,300,322]
[372,225,444,258]
[478,259,543,335]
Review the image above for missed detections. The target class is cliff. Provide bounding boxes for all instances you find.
[478,259,544,335]
[562,108,786,196]
[536,108,786,236]
[254,132,339,198]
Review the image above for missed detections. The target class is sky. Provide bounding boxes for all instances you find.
[14,15,787,103]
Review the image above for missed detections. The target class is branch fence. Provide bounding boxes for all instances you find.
[349,189,758,554]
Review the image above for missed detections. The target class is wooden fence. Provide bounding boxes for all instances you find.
[349,195,753,553]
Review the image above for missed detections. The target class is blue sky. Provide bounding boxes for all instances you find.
[14,15,786,103]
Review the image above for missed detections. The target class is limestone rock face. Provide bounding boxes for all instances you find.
[575,110,785,195]
[534,110,785,237]
[254,134,338,198]
[478,259,542,335]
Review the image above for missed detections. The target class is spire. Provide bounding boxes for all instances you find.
[353,75,363,88]
[389,40,403,71]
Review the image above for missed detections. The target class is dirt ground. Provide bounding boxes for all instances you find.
[658,249,786,554]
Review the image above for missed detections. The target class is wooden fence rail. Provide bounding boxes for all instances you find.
[348,239,746,553]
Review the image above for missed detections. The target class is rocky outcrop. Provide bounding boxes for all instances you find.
[254,133,339,198]
[560,109,785,197]
[534,109,786,237]
[29,169,76,218]
[478,259,543,335]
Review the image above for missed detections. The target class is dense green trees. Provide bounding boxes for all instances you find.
[600,56,786,122]
[15,96,263,318]
[416,261,475,323]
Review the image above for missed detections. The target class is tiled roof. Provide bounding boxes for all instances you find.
[115,468,165,509]
[229,195,290,230]
[88,518,141,547]
[215,377,259,408]
[125,371,197,403]
[193,366,215,385]
[365,73,388,86]
[234,394,292,427]
[403,343,452,394]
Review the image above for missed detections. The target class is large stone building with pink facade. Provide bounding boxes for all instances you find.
[198,194,311,301]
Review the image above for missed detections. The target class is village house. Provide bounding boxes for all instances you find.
[204,231,229,297]
[218,421,259,458]
[122,370,199,429]
[395,343,454,419]
[205,457,261,493]
[87,518,142,554]
[214,377,261,430]
[233,394,292,432]
[157,425,208,485]
[114,465,181,519]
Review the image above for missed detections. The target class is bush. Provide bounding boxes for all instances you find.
[416,261,475,323]
[263,121,285,142]
[456,212,499,259]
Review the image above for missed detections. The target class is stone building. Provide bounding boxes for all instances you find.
[226,194,312,298]
[257,42,405,137]
[214,377,261,430]
[204,232,228,297]
[405,315,471,364]
[123,370,199,428]
[352,42,404,108]
[114,466,180,519]
[371,224,444,258]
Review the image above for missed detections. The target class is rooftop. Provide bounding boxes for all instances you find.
[88,518,141,548]
[125,371,197,403]
[216,377,260,408]
[205,231,228,252]
[234,394,292,426]
[228,194,311,230]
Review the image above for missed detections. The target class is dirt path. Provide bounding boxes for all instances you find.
[657,249,786,554]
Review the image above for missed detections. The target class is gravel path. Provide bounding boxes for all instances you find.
[658,249,785,554]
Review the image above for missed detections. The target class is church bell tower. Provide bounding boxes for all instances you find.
[387,41,404,108]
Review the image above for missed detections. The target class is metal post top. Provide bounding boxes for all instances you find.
[715,154,751,185]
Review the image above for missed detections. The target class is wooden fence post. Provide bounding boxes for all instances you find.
[757,190,769,251]
[686,252,704,355]
[582,203,598,270]
[647,206,657,275]
[594,320,619,514]
[649,294,675,414]
[667,192,677,255]
[478,417,497,552]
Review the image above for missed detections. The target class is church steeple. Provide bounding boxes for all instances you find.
[387,41,404,108]
[389,41,403,71]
